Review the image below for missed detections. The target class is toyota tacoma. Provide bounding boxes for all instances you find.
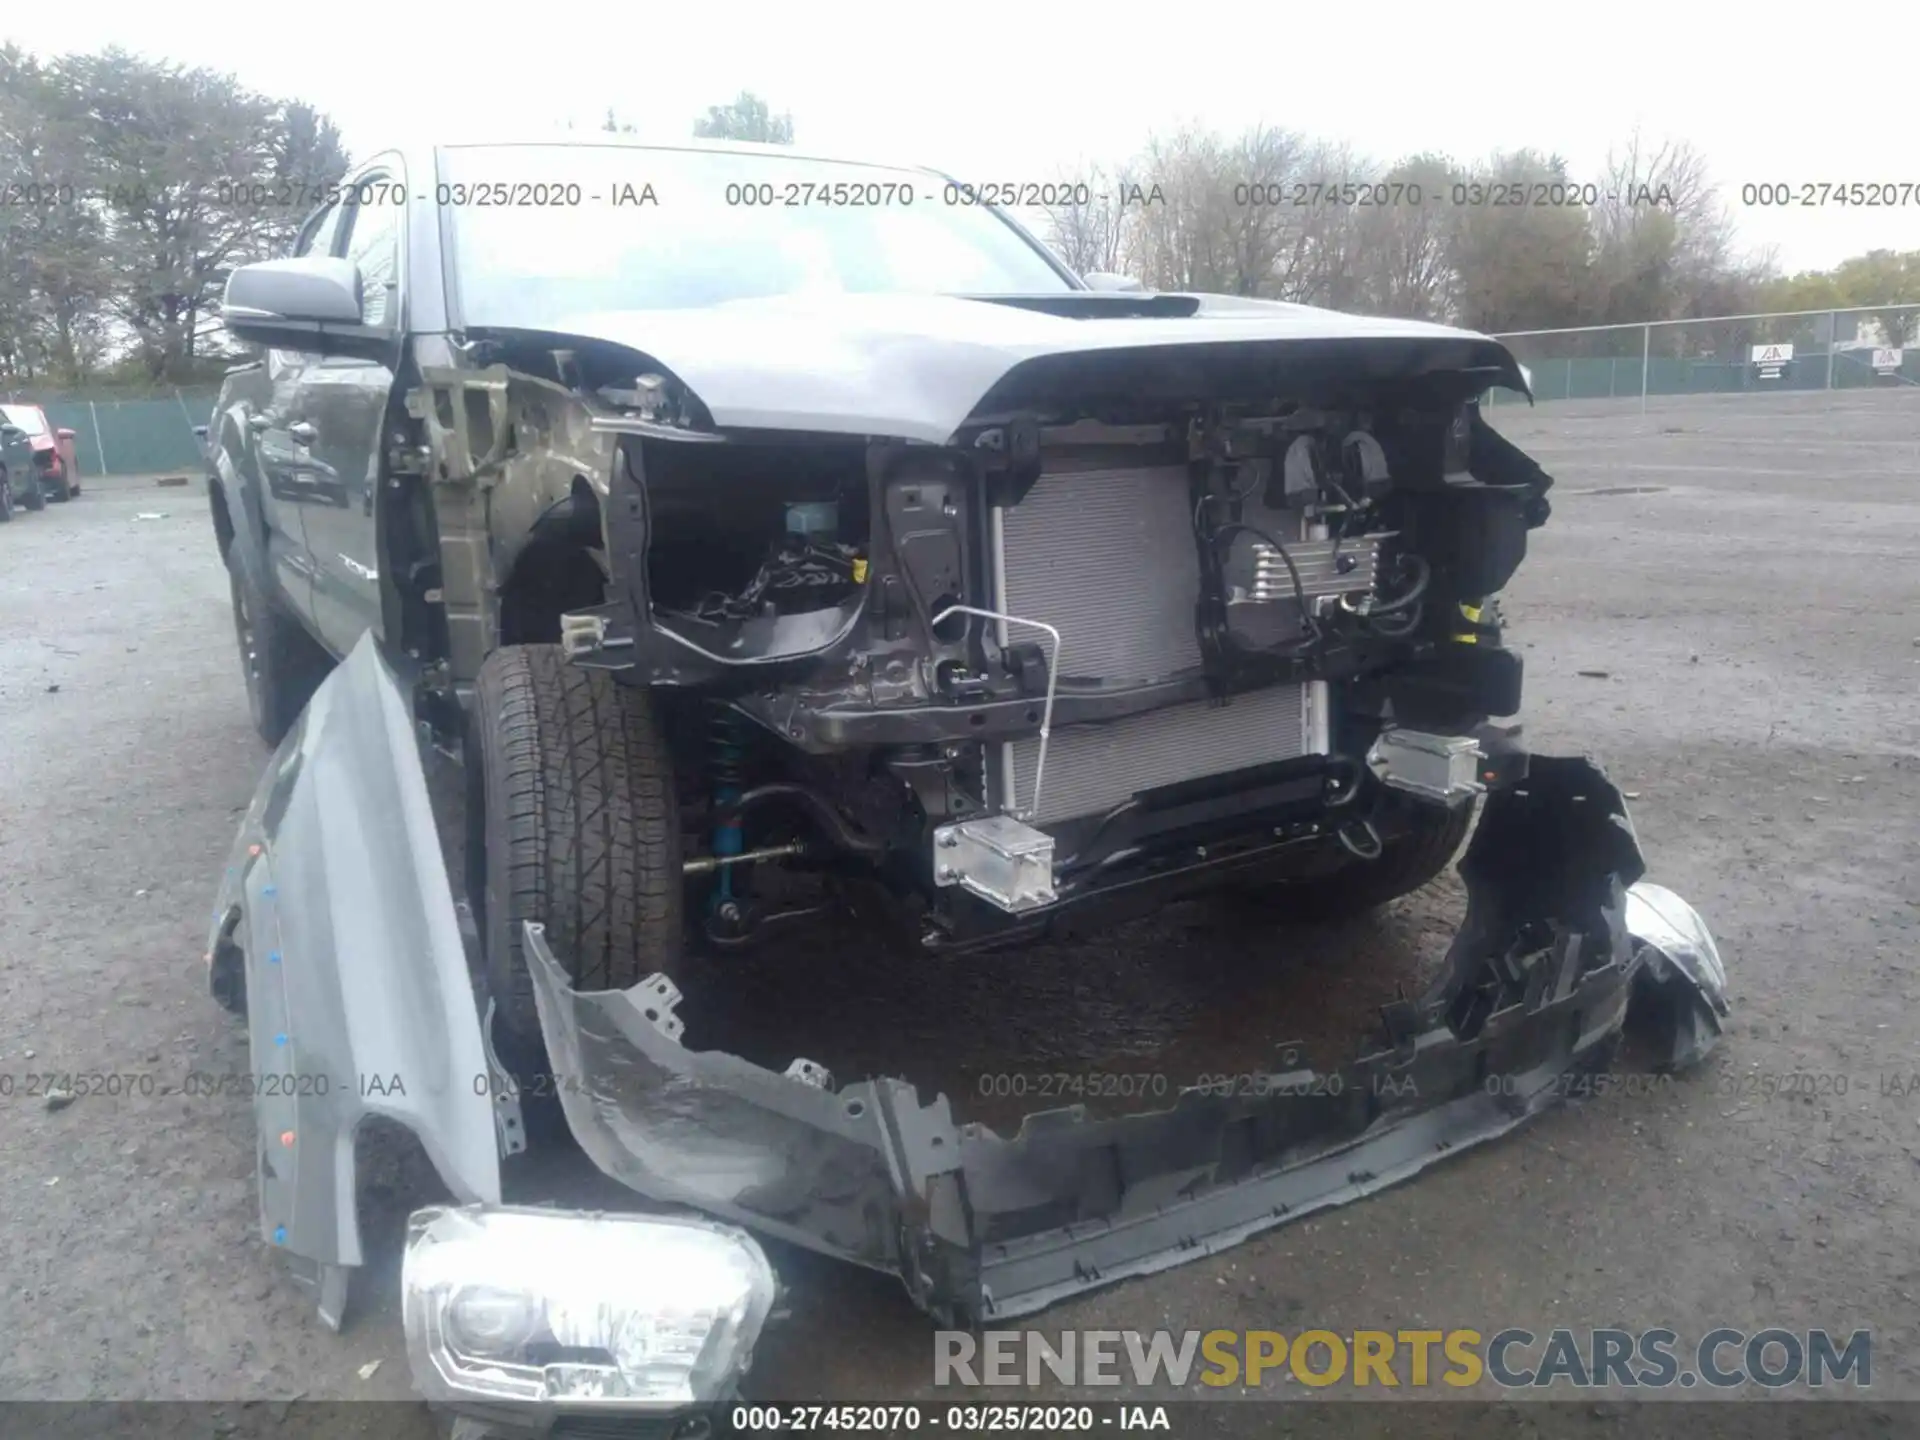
[200,137,1728,1413]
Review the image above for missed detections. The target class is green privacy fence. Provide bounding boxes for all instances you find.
[2,389,221,477]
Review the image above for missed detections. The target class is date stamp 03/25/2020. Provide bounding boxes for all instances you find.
[7,173,1917,214]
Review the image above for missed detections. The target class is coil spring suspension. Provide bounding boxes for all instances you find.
[707,706,750,912]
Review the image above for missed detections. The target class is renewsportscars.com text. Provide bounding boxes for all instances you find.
[934,1327,1871,1390]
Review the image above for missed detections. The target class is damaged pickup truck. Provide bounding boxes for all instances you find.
[202,137,1729,1412]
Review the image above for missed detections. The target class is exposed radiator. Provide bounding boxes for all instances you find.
[991,463,1325,826]
[998,463,1204,682]
[1005,685,1318,826]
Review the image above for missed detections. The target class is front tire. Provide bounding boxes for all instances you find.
[1271,798,1475,922]
[469,645,683,1081]
[226,550,331,745]
[0,470,13,522]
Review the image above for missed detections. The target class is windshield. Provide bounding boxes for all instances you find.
[0,405,47,435]
[440,144,1074,326]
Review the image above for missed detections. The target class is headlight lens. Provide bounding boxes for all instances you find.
[402,1205,777,1406]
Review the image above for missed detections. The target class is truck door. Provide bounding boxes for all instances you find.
[249,199,351,624]
[291,165,406,656]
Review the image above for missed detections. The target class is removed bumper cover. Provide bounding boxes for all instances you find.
[526,755,1729,1325]
[213,640,1726,1329]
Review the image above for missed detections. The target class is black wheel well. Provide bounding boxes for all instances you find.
[497,478,609,646]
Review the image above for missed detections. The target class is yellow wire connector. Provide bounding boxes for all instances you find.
[1453,601,1483,644]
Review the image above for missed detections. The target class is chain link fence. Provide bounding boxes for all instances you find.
[1488,305,1920,407]
[0,387,219,478]
[9,304,1917,469]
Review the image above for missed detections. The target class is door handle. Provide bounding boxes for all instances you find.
[246,415,271,433]
[289,422,318,444]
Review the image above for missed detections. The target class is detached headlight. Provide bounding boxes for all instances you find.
[402,1205,777,1406]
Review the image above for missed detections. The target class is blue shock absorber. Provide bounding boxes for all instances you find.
[707,706,748,911]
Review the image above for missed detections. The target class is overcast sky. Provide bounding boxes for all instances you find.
[9,1,1918,275]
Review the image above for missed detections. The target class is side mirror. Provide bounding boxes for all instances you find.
[222,257,395,362]
[56,428,77,441]
[1082,271,1145,293]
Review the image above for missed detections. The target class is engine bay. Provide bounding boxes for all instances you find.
[410,332,1553,953]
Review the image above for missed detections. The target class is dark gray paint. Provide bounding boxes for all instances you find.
[223,256,365,326]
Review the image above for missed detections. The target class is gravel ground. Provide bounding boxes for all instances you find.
[1,388,1916,1424]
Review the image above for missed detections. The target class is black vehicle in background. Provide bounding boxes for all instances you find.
[0,412,47,519]
[0,403,79,507]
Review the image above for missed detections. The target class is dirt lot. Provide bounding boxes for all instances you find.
[1,389,1916,1423]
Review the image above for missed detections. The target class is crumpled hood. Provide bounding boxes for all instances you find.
[514,291,1527,444]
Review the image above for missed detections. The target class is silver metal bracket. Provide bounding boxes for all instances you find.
[932,814,1058,914]
[927,603,1061,821]
[624,972,686,1043]
[1367,728,1486,804]
[479,999,527,1159]
[784,1058,835,1090]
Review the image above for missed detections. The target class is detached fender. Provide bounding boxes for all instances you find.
[206,634,514,1328]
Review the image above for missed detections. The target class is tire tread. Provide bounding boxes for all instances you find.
[474,645,681,1053]
[227,550,330,745]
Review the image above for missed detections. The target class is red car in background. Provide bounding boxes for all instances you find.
[0,402,81,502]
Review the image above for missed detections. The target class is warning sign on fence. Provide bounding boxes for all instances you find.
[1871,348,1904,372]
[1750,343,1793,379]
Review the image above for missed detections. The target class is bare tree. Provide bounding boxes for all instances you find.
[1042,162,1139,277]
[1587,133,1739,326]
[0,45,112,383]
[6,48,350,381]
[1127,124,1227,292]
[1040,119,1903,337]
[1126,123,1331,298]
[1449,149,1595,333]
[1273,141,1379,309]
[692,91,794,145]
[1349,153,1461,318]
